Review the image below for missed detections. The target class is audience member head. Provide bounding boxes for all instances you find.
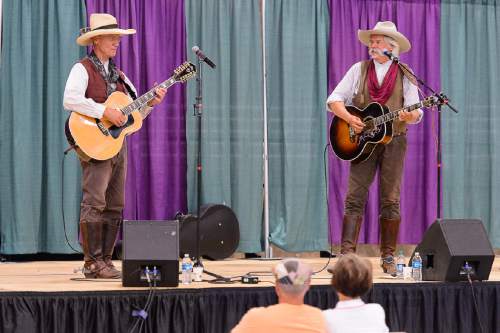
[330,253,373,299]
[273,258,313,304]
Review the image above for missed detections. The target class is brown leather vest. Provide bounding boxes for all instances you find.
[352,60,408,135]
[80,58,127,103]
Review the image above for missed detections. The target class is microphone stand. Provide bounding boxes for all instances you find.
[193,56,204,269]
[390,55,459,219]
[191,51,229,283]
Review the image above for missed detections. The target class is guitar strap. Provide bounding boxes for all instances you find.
[118,76,138,100]
[398,65,418,86]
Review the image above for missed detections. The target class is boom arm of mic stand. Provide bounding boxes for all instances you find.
[394,60,459,113]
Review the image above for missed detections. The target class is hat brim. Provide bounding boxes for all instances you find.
[357,29,411,53]
[76,28,136,46]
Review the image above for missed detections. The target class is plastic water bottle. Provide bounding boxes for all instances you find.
[181,254,193,285]
[412,252,422,282]
[396,250,405,279]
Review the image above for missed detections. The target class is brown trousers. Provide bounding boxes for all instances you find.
[79,145,127,224]
[344,135,407,219]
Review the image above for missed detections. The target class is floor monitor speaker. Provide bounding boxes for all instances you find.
[411,219,494,282]
[122,220,179,287]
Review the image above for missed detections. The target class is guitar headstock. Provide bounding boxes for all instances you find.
[173,62,197,82]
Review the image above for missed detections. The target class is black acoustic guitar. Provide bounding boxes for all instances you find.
[329,95,442,163]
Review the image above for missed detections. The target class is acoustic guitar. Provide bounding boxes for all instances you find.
[65,61,196,160]
[329,94,443,163]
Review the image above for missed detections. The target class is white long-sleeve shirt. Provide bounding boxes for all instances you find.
[326,60,423,122]
[63,61,151,119]
[323,298,389,333]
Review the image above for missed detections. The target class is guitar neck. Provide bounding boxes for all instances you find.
[372,101,424,126]
[121,77,176,116]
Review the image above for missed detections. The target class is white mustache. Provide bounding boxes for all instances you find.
[369,48,384,56]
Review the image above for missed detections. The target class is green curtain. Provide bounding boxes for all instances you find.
[266,0,329,251]
[185,0,264,252]
[441,0,500,247]
[0,0,86,253]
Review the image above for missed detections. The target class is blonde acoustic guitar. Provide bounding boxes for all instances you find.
[65,61,196,160]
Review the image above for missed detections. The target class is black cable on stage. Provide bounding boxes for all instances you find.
[465,266,486,333]
[62,151,104,276]
[128,282,152,333]
[244,271,273,277]
[137,278,157,333]
[242,145,334,279]
[128,269,158,333]
[204,270,233,284]
[312,143,334,275]
[0,273,75,277]
[61,153,84,256]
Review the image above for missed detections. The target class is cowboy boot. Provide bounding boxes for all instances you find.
[340,215,363,254]
[380,216,401,276]
[80,221,120,279]
[102,219,122,277]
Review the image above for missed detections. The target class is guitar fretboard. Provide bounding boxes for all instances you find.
[371,101,424,127]
[121,78,176,116]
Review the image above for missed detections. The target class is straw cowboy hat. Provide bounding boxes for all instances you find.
[357,21,411,53]
[77,13,136,46]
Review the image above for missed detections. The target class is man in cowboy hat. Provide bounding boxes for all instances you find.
[63,13,167,278]
[326,21,422,275]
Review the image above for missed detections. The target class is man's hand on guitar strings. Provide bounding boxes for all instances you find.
[348,114,365,133]
[103,107,127,127]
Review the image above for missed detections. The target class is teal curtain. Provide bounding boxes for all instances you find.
[0,0,3,58]
[441,0,500,247]
[0,1,86,253]
[266,0,329,251]
[185,0,264,252]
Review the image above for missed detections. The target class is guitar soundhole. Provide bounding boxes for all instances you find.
[108,115,135,139]
[358,118,381,141]
[360,127,380,141]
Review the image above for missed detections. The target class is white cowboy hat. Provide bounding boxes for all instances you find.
[76,13,136,46]
[357,21,411,53]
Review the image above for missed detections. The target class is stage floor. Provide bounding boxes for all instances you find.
[1,256,499,292]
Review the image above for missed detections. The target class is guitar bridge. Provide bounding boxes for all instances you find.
[349,127,357,143]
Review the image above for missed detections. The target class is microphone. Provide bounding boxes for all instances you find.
[192,46,216,69]
[382,49,399,62]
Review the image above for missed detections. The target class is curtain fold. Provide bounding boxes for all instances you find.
[0,0,3,57]
[185,0,264,252]
[265,0,330,251]
[0,1,86,253]
[441,0,500,247]
[327,0,441,244]
[85,0,188,220]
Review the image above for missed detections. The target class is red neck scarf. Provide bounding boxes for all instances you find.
[367,60,399,105]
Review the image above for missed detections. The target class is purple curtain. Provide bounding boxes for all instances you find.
[327,0,440,244]
[86,0,187,220]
